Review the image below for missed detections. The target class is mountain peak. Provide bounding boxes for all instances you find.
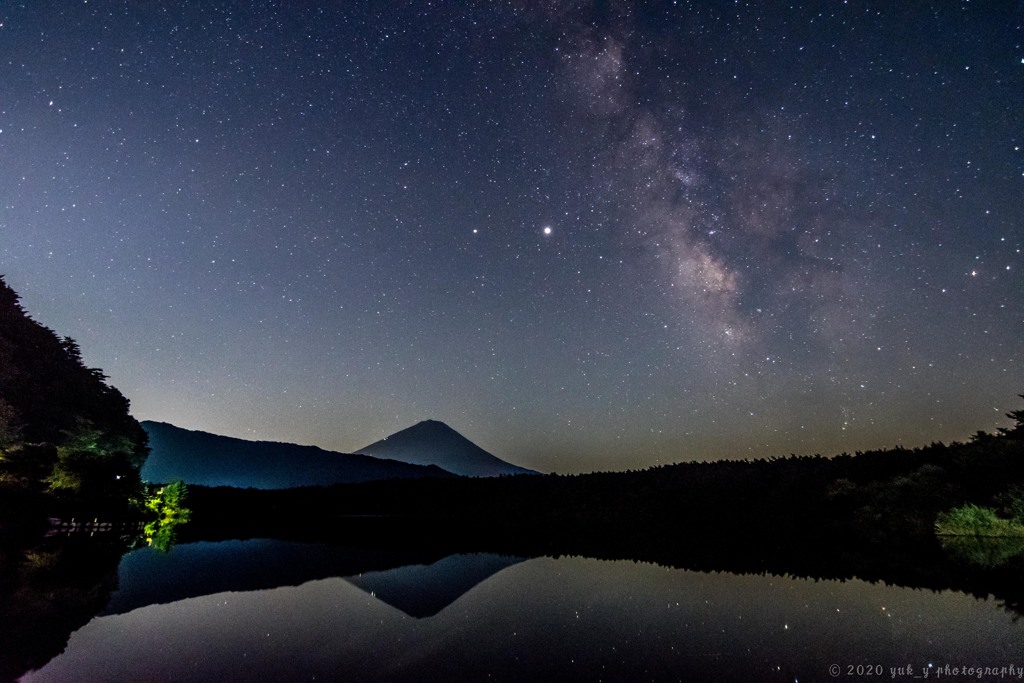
[409,419,449,429]
[358,421,536,477]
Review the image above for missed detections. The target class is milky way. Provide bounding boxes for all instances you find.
[1,2,1021,472]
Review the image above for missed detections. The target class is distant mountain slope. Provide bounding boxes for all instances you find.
[356,420,537,477]
[141,421,454,488]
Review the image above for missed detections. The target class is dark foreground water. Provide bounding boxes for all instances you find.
[16,538,1024,682]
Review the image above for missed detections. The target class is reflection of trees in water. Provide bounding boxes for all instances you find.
[3,512,1024,682]
[0,524,135,682]
[939,535,1024,569]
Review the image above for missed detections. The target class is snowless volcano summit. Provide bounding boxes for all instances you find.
[357,420,537,478]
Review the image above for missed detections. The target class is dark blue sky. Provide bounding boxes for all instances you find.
[2,1,1021,473]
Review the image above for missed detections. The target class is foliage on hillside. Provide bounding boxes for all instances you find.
[0,276,148,508]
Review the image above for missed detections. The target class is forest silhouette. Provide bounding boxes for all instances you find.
[0,276,149,517]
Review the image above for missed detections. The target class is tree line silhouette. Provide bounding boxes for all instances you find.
[0,275,149,515]
[184,405,1024,546]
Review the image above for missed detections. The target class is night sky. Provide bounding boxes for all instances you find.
[2,1,1021,474]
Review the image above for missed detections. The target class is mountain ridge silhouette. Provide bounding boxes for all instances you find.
[140,421,454,488]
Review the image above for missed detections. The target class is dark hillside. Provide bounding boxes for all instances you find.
[0,279,145,454]
[0,276,147,508]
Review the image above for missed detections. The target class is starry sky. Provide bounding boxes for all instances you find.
[2,1,1021,474]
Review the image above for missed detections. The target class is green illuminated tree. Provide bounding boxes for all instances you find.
[144,481,191,551]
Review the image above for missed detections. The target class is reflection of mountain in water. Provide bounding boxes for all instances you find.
[102,539,522,619]
[27,555,1024,683]
[346,553,522,618]
[13,528,1024,683]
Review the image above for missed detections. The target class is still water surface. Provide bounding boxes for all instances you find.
[21,539,1024,682]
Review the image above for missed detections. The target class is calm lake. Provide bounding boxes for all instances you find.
[16,538,1024,682]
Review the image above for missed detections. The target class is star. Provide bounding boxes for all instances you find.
[0,0,1018,474]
